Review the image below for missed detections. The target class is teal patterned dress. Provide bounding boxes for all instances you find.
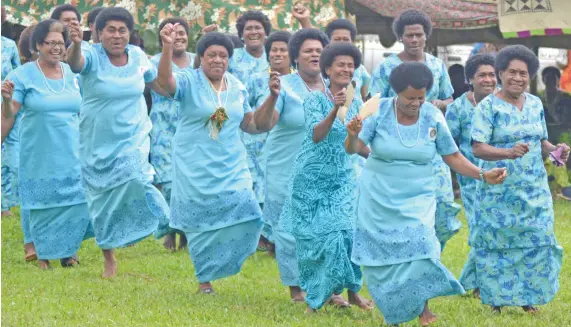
[445,93,480,290]
[279,91,363,310]
[352,98,465,325]
[369,53,461,249]
[469,93,562,307]
[353,65,370,101]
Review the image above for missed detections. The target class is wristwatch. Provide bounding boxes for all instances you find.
[479,168,486,182]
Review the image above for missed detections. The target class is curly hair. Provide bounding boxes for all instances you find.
[235,10,271,39]
[30,19,68,52]
[325,19,357,42]
[288,28,330,66]
[18,24,37,62]
[264,31,291,61]
[227,34,244,49]
[158,17,190,47]
[389,62,434,94]
[196,32,234,58]
[87,7,104,26]
[392,9,432,39]
[95,7,134,32]
[50,4,81,23]
[465,53,495,81]
[495,45,540,79]
[320,43,362,78]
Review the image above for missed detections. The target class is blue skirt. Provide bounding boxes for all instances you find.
[432,155,462,250]
[154,182,174,238]
[1,143,19,211]
[87,179,168,250]
[274,228,299,287]
[21,209,32,244]
[29,203,94,260]
[459,248,478,291]
[363,259,465,325]
[187,218,262,283]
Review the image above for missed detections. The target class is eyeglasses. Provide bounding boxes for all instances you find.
[42,41,66,49]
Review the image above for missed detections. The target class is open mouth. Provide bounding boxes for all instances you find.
[248,35,261,41]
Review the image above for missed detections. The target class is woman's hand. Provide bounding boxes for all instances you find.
[68,21,83,45]
[509,143,529,159]
[483,168,508,185]
[1,80,14,101]
[556,143,570,162]
[202,24,218,34]
[292,2,311,24]
[346,116,362,137]
[333,88,346,110]
[160,23,178,46]
[269,71,281,97]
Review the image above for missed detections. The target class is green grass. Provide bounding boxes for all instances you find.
[2,202,571,327]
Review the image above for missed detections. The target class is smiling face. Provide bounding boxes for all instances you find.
[59,10,79,27]
[201,45,229,81]
[297,39,323,76]
[326,55,355,87]
[172,24,189,55]
[470,64,496,97]
[330,29,352,44]
[99,20,130,57]
[269,41,290,72]
[242,20,266,50]
[499,59,529,97]
[402,24,426,57]
[37,31,65,65]
[397,86,426,118]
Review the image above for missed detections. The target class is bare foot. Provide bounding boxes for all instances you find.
[198,282,216,295]
[163,233,176,251]
[522,306,539,314]
[491,306,502,314]
[24,243,37,261]
[348,290,374,310]
[2,210,13,217]
[38,260,50,270]
[305,306,316,314]
[102,249,117,278]
[419,303,437,326]
[267,243,275,258]
[178,233,187,251]
[472,288,480,299]
[328,294,350,308]
[290,286,305,302]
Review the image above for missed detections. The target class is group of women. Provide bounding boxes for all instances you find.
[1,5,569,326]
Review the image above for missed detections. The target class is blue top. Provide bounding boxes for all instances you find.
[353,65,371,100]
[247,71,271,110]
[78,44,157,194]
[7,62,85,209]
[2,36,20,81]
[228,47,269,85]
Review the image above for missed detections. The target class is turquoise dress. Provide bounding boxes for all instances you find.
[445,93,481,290]
[264,73,314,287]
[369,53,461,249]
[169,68,262,283]
[280,91,363,309]
[353,65,370,101]
[79,44,170,249]
[149,52,195,236]
[229,48,269,205]
[352,98,465,325]
[6,62,93,259]
[469,93,562,306]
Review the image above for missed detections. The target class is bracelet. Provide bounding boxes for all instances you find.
[479,168,486,182]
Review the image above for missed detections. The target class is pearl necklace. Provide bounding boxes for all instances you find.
[36,59,66,94]
[205,72,229,110]
[393,96,421,148]
[298,72,326,93]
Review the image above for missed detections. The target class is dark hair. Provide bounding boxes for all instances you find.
[392,9,432,39]
[541,66,561,81]
[448,64,465,77]
[227,34,244,49]
[50,4,81,23]
[265,31,291,61]
[320,43,362,78]
[465,53,495,81]
[235,10,271,39]
[87,7,105,26]
[196,32,234,58]
[495,45,540,78]
[389,62,434,94]
[95,7,134,32]
[158,17,190,47]
[288,28,330,66]
[30,19,68,52]
[18,24,36,61]
[325,19,357,42]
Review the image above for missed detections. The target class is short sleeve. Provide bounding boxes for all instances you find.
[438,62,454,100]
[81,45,95,74]
[368,64,390,97]
[359,111,379,145]
[275,87,286,114]
[444,100,461,140]
[303,92,327,131]
[471,98,494,144]
[434,110,459,156]
[11,47,21,68]
[241,88,252,115]
[173,70,190,101]
[6,69,25,104]
[360,66,371,87]
[139,50,157,83]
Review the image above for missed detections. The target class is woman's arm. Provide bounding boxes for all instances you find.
[344,116,366,154]
[443,151,507,183]
[67,21,85,73]
[312,89,345,143]
[156,24,179,96]
[472,141,529,161]
[541,139,557,159]
[253,72,281,132]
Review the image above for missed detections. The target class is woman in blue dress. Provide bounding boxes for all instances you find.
[445,53,497,298]
[67,8,170,278]
[157,28,273,294]
[2,19,93,270]
[346,62,507,326]
[149,17,196,252]
[246,30,293,254]
[471,45,569,313]
[279,43,373,313]
[368,9,461,250]
[254,28,331,302]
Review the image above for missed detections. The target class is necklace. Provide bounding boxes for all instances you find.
[298,72,326,93]
[36,59,65,94]
[205,72,229,110]
[393,96,421,148]
[469,92,477,106]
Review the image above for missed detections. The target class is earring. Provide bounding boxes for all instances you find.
[295,61,298,71]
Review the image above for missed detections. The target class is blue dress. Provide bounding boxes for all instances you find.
[469,93,562,306]
[149,52,195,236]
[169,68,262,283]
[264,73,314,287]
[280,91,363,309]
[79,44,169,249]
[6,62,93,259]
[369,53,461,249]
[445,93,481,290]
[352,98,464,325]
[1,36,21,212]
[352,65,371,101]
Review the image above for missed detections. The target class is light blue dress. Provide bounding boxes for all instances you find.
[445,93,481,290]
[229,48,270,205]
[264,73,314,287]
[352,98,464,325]
[1,36,21,212]
[6,62,93,259]
[469,93,562,306]
[169,68,262,283]
[280,91,363,309]
[149,52,195,236]
[369,53,461,249]
[353,65,370,101]
[79,44,170,249]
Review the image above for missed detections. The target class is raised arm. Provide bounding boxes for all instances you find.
[156,23,179,96]
[292,3,312,29]
[312,88,345,143]
[67,21,85,73]
[253,72,281,132]
[1,80,22,143]
[344,116,366,154]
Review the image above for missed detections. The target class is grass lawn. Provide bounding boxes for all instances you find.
[2,201,570,327]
